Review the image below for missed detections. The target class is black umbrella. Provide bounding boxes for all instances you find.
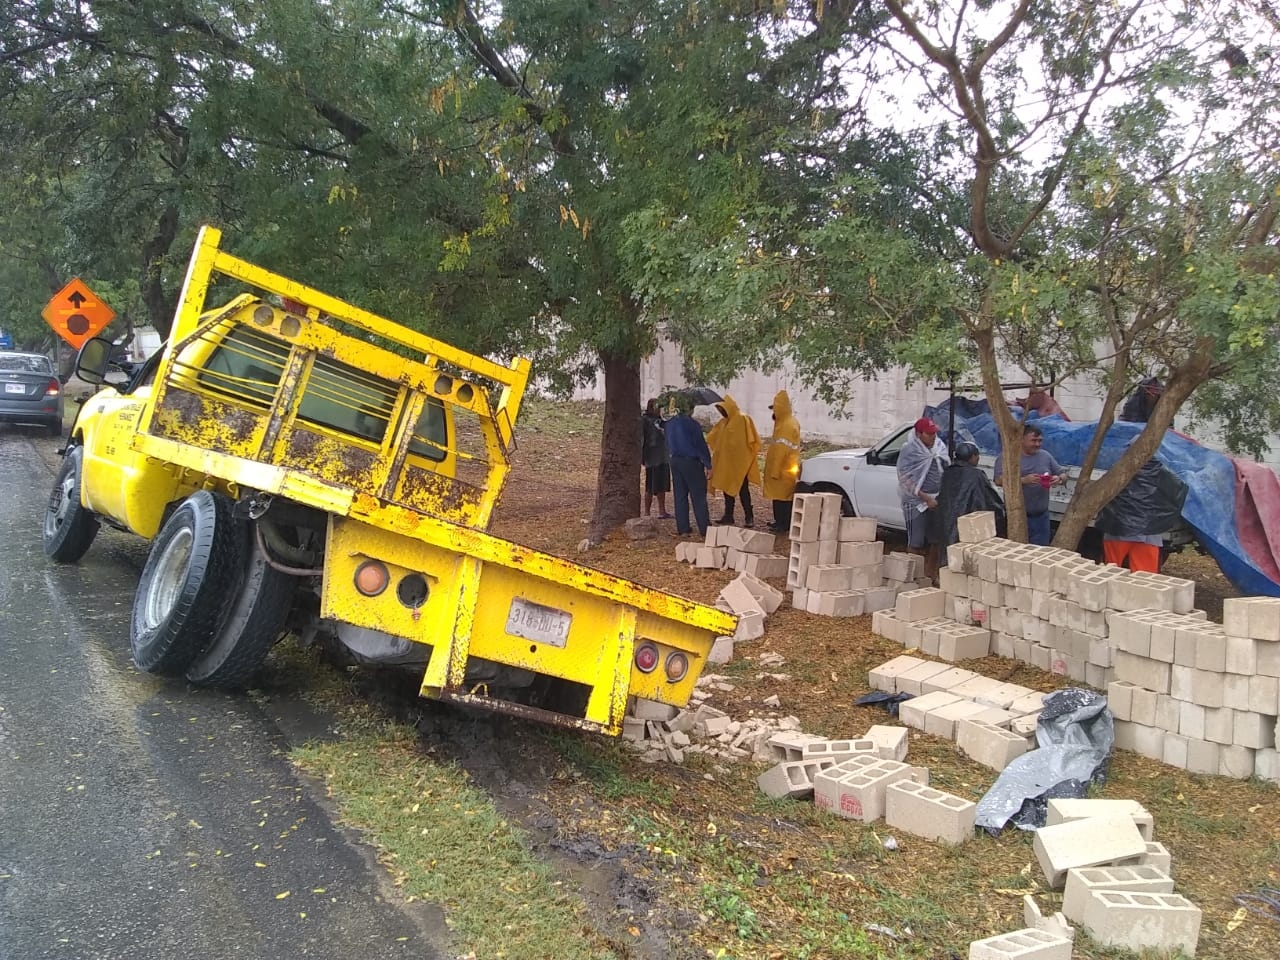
[659,386,722,408]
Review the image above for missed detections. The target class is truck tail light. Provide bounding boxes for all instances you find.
[634,642,659,673]
[354,559,389,596]
[664,651,689,682]
[45,379,61,397]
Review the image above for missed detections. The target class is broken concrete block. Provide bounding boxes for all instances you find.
[732,609,764,642]
[864,724,909,761]
[707,636,735,665]
[1023,895,1075,942]
[695,545,727,568]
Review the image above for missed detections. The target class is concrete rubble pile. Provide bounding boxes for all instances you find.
[869,510,1280,783]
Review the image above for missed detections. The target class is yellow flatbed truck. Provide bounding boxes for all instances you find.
[43,226,734,735]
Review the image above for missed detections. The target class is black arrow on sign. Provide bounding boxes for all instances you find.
[68,291,86,308]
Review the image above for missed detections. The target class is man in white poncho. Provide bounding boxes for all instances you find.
[897,417,947,581]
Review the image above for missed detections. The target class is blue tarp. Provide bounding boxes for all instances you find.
[923,399,1280,597]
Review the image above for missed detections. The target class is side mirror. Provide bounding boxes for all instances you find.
[74,337,113,386]
[866,450,879,466]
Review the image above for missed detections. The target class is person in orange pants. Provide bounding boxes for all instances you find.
[1095,455,1186,573]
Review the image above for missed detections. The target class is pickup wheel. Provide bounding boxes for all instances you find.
[43,446,99,563]
[131,491,243,676]
[185,527,297,689]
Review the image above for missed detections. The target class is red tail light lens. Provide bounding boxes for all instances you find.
[45,379,61,396]
[664,651,689,682]
[634,642,659,673]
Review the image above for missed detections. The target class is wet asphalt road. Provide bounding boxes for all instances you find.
[0,428,442,959]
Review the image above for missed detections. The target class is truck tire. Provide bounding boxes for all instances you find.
[131,491,243,676]
[43,446,99,563]
[185,529,297,689]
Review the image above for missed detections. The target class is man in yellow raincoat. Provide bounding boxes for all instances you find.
[762,390,802,534]
[708,394,761,527]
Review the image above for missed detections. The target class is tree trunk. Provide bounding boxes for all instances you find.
[1053,346,1216,547]
[141,204,180,339]
[972,307,1030,541]
[587,349,641,543]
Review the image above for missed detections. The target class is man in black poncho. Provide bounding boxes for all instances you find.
[929,442,1007,555]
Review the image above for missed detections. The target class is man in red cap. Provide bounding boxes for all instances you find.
[897,417,946,580]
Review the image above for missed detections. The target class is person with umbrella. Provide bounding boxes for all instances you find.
[708,394,761,528]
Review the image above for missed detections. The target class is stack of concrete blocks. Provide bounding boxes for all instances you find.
[1034,798,1200,957]
[1106,595,1280,781]
[674,524,788,578]
[865,654,1045,774]
[787,492,927,616]
[712,571,784,650]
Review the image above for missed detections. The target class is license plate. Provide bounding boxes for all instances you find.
[4,383,23,394]
[504,598,572,648]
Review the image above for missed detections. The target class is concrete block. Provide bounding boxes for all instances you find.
[1185,737,1220,774]
[940,567,968,598]
[733,609,764,642]
[1008,692,1048,717]
[895,587,947,622]
[717,578,767,617]
[756,758,838,799]
[938,626,992,662]
[790,587,808,611]
[864,724,909,761]
[1203,705,1234,745]
[868,654,928,693]
[805,563,850,592]
[895,660,952,696]
[695,546,727,568]
[924,698,990,740]
[707,636,735,665]
[968,928,1072,960]
[1045,799,1154,841]
[860,585,898,613]
[947,542,973,574]
[632,698,679,722]
[1233,710,1276,750]
[1061,865,1174,923]
[899,691,964,731]
[789,493,822,542]
[837,516,877,541]
[948,675,1004,702]
[1163,732,1189,769]
[741,553,789,580]
[838,539,884,566]
[736,572,785,614]
[766,731,826,761]
[801,738,878,763]
[1114,651,1170,694]
[870,609,904,644]
[1138,841,1172,874]
[885,780,976,845]
[957,718,1031,771]
[1081,890,1201,957]
[1105,680,1137,721]
[1247,674,1278,714]
[920,666,980,694]
[957,511,998,543]
[1022,896,1076,942]
[1259,639,1280,677]
[736,529,777,554]
[787,539,821,588]
[1219,744,1256,778]
[810,589,865,617]
[882,552,917,582]
[813,757,918,821]
[1255,747,1280,784]
[1032,816,1149,889]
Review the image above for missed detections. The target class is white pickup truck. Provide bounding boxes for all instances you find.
[797,422,1195,552]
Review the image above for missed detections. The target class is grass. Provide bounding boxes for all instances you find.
[292,721,622,960]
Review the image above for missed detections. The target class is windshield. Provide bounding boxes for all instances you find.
[0,354,53,375]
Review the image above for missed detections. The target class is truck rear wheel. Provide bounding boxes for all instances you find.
[131,491,243,675]
[185,528,297,689]
[43,446,99,563]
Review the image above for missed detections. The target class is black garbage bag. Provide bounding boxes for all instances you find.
[854,690,913,717]
[1094,458,1187,539]
[927,461,1007,547]
[975,688,1115,834]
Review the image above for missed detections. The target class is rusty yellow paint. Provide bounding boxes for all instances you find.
[322,516,734,730]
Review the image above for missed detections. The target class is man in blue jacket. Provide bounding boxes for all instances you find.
[664,397,713,537]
